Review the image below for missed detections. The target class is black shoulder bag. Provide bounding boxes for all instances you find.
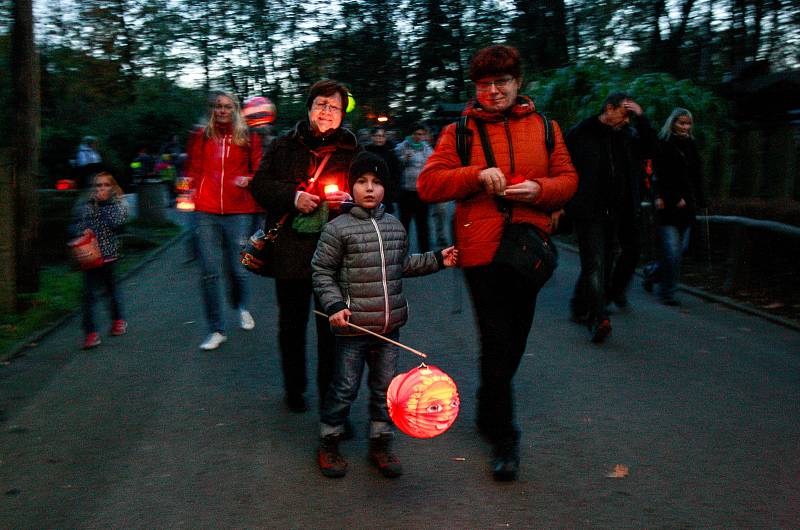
[473,118,558,291]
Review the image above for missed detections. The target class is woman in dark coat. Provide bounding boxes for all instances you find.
[251,79,360,413]
[648,107,706,305]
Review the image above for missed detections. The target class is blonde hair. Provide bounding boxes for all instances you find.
[659,107,694,140]
[93,171,124,199]
[205,91,250,147]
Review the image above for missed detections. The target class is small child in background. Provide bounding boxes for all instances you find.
[311,151,458,479]
[72,171,129,349]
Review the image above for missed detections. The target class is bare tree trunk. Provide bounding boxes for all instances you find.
[11,0,41,296]
[0,150,16,313]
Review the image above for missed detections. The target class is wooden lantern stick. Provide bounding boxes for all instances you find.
[313,310,428,359]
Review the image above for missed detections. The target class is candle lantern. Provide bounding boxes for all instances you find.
[387,364,460,439]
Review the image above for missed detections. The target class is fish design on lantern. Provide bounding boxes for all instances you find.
[387,364,460,439]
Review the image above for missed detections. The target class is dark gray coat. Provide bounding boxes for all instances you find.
[312,203,443,335]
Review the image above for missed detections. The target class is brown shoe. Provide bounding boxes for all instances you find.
[318,434,347,478]
[368,433,403,478]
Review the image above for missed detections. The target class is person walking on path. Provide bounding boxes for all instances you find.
[72,171,129,349]
[185,90,264,351]
[417,44,577,481]
[251,79,360,414]
[75,136,103,188]
[395,123,434,252]
[564,92,656,343]
[312,151,457,479]
[644,107,706,306]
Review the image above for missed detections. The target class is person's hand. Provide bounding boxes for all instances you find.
[441,246,458,267]
[329,308,351,329]
[234,176,250,188]
[676,198,686,208]
[503,180,542,202]
[296,191,321,214]
[325,190,352,210]
[655,198,665,210]
[623,99,643,116]
[478,167,507,196]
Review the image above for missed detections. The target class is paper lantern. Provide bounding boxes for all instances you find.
[242,96,276,127]
[387,364,460,439]
[346,92,356,113]
[56,179,76,190]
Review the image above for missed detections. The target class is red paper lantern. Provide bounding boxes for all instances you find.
[387,364,460,439]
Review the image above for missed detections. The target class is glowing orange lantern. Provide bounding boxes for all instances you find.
[387,363,460,439]
[176,194,195,212]
[324,184,339,196]
[56,179,76,190]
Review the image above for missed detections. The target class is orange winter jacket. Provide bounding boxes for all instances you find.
[418,97,578,267]
[186,125,264,215]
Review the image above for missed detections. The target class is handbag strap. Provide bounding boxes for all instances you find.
[474,119,511,222]
[306,152,333,188]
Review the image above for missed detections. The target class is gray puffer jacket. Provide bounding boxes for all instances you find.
[312,202,443,335]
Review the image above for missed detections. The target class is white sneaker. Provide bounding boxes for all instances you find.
[239,309,255,330]
[200,332,227,350]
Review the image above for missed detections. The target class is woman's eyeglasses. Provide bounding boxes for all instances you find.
[95,183,112,188]
[475,77,515,92]
[313,102,342,113]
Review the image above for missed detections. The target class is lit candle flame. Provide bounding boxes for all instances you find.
[324,184,339,195]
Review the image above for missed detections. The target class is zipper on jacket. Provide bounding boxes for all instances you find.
[504,117,515,175]
[370,217,391,333]
[220,135,230,214]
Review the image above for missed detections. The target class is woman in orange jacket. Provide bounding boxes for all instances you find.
[185,90,264,350]
[417,45,577,481]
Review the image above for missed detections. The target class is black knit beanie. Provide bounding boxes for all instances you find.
[348,151,389,193]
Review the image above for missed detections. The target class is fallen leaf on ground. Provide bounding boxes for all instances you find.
[450,457,466,461]
[761,302,784,309]
[605,464,629,478]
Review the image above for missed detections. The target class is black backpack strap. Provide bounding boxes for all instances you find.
[455,115,472,166]
[537,111,554,157]
[474,119,497,168]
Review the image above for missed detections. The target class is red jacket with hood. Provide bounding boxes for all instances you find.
[186,124,264,214]
[417,97,578,267]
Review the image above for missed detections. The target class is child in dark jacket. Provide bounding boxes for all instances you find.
[72,171,129,349]
[311,151,457,479]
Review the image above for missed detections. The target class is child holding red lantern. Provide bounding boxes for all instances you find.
[311,151,458,479]
[71,171,129,349]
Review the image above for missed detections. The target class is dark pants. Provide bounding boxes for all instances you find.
[571,210,640,324]
[320,330,399,438]
[398,190,430,252]
[275,278,336,406]
[82,262,123,334]
[465,263,539,443]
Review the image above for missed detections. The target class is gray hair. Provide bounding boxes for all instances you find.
[659,108,694,140]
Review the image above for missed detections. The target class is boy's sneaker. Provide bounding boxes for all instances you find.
[199,332,227,351]
[492,435,520,482]
[318,434,348,478]
[590,319,612,344]
[239,309,255,330]
[111,320,128,336]
[83,332,101,350]
[368,433,403,478]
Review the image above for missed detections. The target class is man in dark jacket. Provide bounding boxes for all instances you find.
[564,93,656,343]
[364,126,401,213]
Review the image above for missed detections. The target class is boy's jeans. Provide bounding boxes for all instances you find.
[320,330,399,438]
[195,211,253,334]
[657,224,691,300]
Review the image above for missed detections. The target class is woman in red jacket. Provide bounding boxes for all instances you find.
[186,91,264,350]
[418,45,577,481]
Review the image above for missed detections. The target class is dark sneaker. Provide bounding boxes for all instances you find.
[590,319,612,343]
[368,433,403,478]
[286,394,308,413]
[318,434,347,478]
[492,436,520,482]
[83,332,101,350]
[111,319,128,336]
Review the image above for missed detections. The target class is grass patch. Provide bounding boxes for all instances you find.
[0,220,182,357]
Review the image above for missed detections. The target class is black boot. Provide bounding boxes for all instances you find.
[492,435,520,482]
[368,433,403,478]
[317,434,347,478]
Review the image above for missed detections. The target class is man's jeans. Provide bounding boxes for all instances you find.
[195,211,253,334]
[320,331,399,438]
[657,224,691,300]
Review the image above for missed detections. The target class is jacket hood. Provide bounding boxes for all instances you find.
[464,95,537,122]
[291,120,358,153]
[341,201,385,220]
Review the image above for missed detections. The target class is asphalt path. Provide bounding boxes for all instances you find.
[1,232,798,527]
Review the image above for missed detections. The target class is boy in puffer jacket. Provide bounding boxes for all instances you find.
[311,151,458,479]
